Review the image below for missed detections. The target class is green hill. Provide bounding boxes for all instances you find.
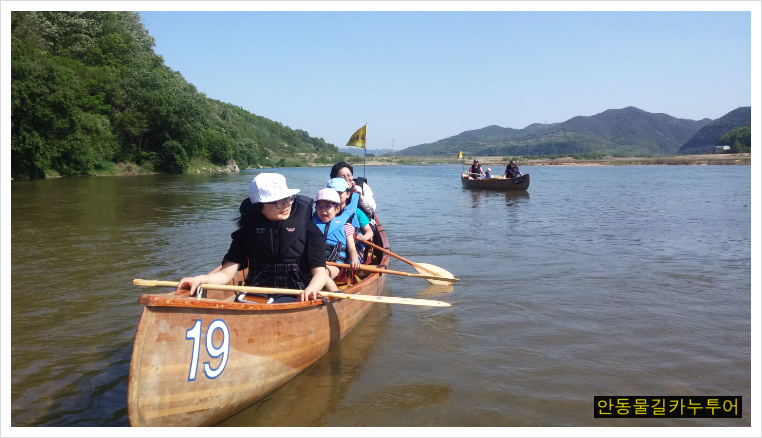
[11,12,750,179]
[10,11,341,179]
[396,106,744,158]
[678,107,751,153]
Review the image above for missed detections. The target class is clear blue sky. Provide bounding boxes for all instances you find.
[138,5,755,151]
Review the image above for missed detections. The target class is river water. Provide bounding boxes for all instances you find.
[7,164,754,431]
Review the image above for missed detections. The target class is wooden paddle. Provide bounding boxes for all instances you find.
[132,279,451,307]
[361,241,456,286]
[326,261,458,282]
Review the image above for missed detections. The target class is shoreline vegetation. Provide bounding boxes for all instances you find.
[23,153,751,179]
[12,13,752,182]
[364,153,752,167]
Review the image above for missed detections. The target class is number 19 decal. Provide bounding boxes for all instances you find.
[185,319,230,381]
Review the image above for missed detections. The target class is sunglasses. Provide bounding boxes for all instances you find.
[265,194,296,209]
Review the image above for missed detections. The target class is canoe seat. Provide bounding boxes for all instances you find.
[234,293,270,304]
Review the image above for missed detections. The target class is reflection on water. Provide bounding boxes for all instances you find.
[503,190,530,203]
[217,297,392,427]
[330,383,454,427]
[465,187,530,207]
[415,282,454,298]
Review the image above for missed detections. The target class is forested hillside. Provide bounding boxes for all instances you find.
[396,106,751,158]
[678,107,752,153]
[11,11,339,179]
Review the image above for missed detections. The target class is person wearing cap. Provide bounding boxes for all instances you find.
[485,168,493,179]
[326,177,361,230]
[468,159,485,180]
[326,177,374,258]
[327,177,373,237]
[330,162,376,218]
[312,187,362,288]
[503,160,523,179]
[176,173,331,303]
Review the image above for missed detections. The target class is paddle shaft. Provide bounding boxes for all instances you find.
[326,262,457,282]
[132,279,451,307]
[361,240,439,276]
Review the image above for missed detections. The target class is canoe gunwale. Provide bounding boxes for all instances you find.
[137,271,380,311]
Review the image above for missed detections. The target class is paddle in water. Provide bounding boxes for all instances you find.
[326,262,458,282]
[360,240,457,285]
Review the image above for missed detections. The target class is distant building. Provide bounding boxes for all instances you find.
[715,145,731,153]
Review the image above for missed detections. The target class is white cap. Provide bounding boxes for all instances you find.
[249,173,300,203]
[315,188,340,204]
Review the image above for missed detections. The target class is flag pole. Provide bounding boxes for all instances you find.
[363,122,367,178]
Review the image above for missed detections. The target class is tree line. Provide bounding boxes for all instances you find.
[717,126,751,153]
[11,11,341,180]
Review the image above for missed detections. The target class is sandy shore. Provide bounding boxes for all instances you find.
[70,153,750,179]
[360,153,751,167]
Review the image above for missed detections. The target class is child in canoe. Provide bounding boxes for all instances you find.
[326,177,374,262]
[312,187,361,289]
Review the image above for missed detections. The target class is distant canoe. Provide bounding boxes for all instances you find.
[460,173,530,191]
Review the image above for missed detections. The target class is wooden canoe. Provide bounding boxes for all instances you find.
[460,173,530,191]
[127,216,391,426]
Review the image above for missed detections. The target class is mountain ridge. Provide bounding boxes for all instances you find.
[678,107,752,153]
[395,106,749,157]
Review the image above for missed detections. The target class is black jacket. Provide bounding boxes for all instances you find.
[222,195,326,285]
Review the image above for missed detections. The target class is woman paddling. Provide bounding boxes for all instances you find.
[176,173,332,303]
[503,160,523,179]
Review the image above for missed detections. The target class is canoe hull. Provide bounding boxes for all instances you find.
[127,223,390,426]
[460,173,530,191]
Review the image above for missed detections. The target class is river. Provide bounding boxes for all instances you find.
[8,164,753,430]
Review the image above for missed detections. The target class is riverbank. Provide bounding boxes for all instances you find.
[22,153,749,179]
[359,153,751,167]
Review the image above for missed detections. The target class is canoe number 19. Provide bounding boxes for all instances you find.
[185,319,230,381]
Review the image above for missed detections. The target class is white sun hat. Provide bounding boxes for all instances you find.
[249,173,301,203]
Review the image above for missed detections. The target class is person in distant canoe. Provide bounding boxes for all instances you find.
[330,161,376,218]
[468,159,485,179]
[485,168,493,178]
[176,173,333,303]
[503,161,523,179]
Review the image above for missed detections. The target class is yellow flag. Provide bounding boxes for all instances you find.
[346,125,367,149]
[458,151,463,158]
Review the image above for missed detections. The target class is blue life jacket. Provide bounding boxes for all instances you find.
[313,208,356,263]
[341,190,362,227]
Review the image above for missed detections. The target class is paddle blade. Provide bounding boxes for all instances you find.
[413,263,456,285]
